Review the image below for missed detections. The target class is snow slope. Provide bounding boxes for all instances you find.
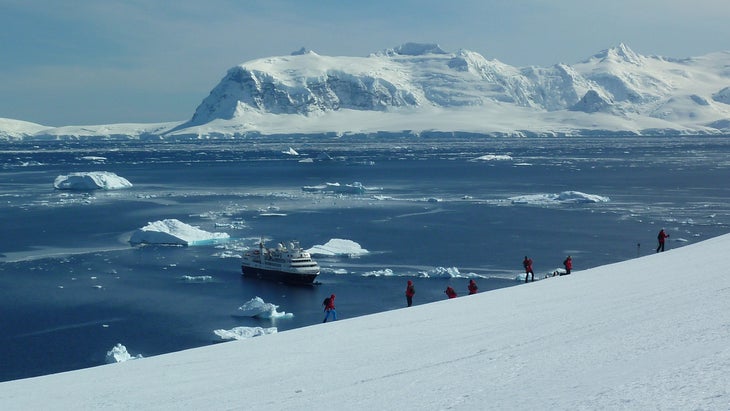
[2,43,729,140]
[1,233,728,410]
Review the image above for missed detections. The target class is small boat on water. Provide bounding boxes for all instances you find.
[241,240,320,284]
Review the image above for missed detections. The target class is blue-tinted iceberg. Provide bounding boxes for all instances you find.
[129,219,230,246]
[54,171,132,190]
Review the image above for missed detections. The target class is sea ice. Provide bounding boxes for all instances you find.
[302,181,368,194]
[180,275,214,282]
[53,171,132,190]
[414,266,486,278]
[128,219,230,246]
[472,154,513,161]
[213,326,278,340]
[362,268,395,277]
[509,191,610,205]
[79,156,107,162]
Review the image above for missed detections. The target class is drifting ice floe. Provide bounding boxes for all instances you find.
[180,275,214,282]
[361,266,485,278]
[105,343,142,364]
[362,268,395,277]
[302,181,369,194]
[53,171,132,190]
[472,154,513,161]
[418,267,479,278]
[129,219,230,246]
[213,327,278,340]
[79,156,107,162]
[233,297,293,319]
[509,191,610,205]
[282,147,299,156]
[306,239,369,257]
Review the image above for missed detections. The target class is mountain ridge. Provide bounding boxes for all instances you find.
[2,43,730,140]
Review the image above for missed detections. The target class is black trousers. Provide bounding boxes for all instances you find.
[525,271,534,282]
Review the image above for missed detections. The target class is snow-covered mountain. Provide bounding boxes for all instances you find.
[3,43,730,140]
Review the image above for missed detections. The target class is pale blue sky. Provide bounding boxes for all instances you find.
[1,0,728,126]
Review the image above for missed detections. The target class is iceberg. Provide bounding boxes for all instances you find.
[306,239,369,257]
[105,343,142,364]
[53,171,132,190]
[233,297,293,319]
[129,219,230,246]
[509,191,610,205]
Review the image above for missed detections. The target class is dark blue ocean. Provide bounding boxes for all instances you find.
[1,136,729,381]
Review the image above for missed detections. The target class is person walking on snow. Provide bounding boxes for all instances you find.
[523,256,534,283]
[322,294,337,322]
[468,279,478,295]
[405,280,415,307]
[444,286,457,299]
[656,229,670,252]
[563,256,572,275]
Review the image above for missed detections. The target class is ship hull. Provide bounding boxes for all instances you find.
[241,265,319,285]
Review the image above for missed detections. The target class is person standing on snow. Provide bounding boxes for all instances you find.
[563,255,573,275]
[405,280,415,307]
[322,294,337,323]
[656,229,670,252]
[468,279,478,295]
[523,256,534,283]
[444,286,457,299]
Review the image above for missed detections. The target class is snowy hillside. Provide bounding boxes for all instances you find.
[0,118,51,140]
[1,233,729,410]
[2,43,730,140]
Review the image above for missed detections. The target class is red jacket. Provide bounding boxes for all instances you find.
[445,286,457,299]
[468,280,478,294]
[563,257,572,270]
[324,294,336,310]
[658,230,669,243]
[405,281,415,297]
[523,258,533,272]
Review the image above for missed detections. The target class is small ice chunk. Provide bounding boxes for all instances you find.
[213,327,277,340]
[105,343,142,363]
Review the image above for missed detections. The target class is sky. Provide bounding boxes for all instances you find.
[1,0,729,127]
[1,232,728,409]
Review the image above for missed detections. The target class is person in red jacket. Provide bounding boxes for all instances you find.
[322,294,337,323]
[523,256,534,283]
[563,255,573,275]
[468,279,478,295]
[444,286,457,299]
[656,229,670,252]
[405,280,415,307]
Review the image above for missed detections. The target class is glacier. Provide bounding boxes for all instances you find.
[2,42,729,140]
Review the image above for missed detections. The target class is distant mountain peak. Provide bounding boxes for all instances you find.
[591,42,644,65]
[378,43,448,57]
[290,47,314,56]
